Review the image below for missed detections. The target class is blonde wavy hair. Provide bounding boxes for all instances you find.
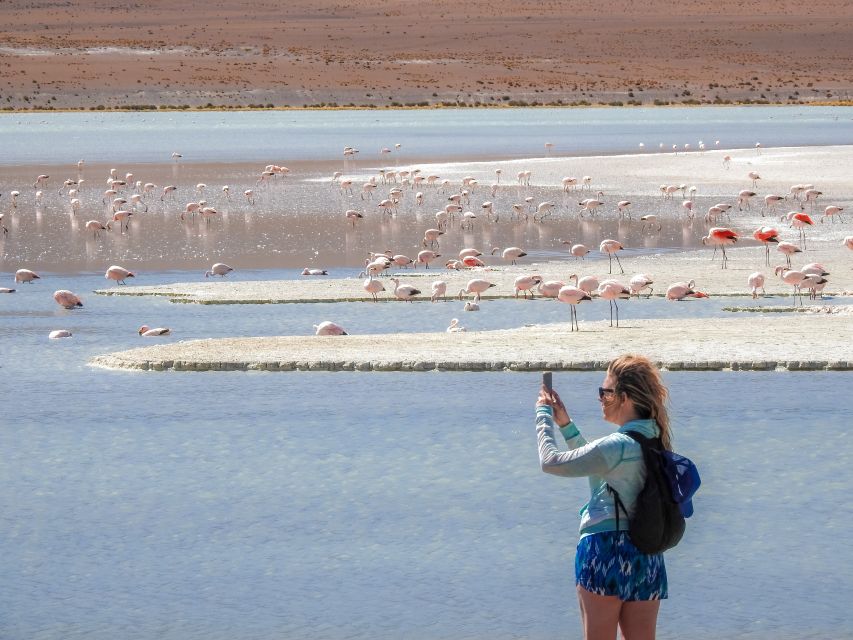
[607,354,672,450]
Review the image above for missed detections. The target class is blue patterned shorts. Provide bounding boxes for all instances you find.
[575,531,668,601]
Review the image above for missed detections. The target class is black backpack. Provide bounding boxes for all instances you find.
[608,431,687,555]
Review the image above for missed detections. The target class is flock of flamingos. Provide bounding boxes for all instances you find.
[1,143,852,338]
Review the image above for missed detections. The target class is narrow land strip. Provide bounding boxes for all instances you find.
[90,315,853,372]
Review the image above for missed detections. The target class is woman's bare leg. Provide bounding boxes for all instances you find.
[618,599,660,640]
[576,585,622,640]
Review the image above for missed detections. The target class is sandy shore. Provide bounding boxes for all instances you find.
[93,239,853,304]
[1,1,852,109]
[89,312,853,372]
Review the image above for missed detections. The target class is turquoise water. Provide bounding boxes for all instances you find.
[0,106,852,165]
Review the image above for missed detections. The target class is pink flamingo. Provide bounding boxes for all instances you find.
[205,263,233,277]
[48,330,72,339]
[390,278,421,302]
[666,280,709,301]
[345,209,363,227]
[458,279,496,302]
[85,220,108,238]
[492,246,527,265]
[514,275,542,298]
[599,239,624,274]
[537,280,565,298]
[363,274,385,301]
[161,185,177,201]
[53,290,83,309]
[562,242,590,260]
[753,227,780,266]
[747,272,766,299]
[111,210,133,233]
[462,255,485,268]
[702,227,738,268]
[785,212,814,249]
[430,280,447,302]
[776,241,802,268]
[139,325,171,336]
[557,285,592,331]
[105,265,135,285]
[844,236,853,251]
[15,269,40,283]
[413,250,439,269]
[301,268,329,276]
[597,279,631,327]
[447,318,466,332]
[821,205,845,223]
[314,321,348,336]
[458,247,482,260]
[423,228,443,248]
[629,274,654,298]
[569,274,600,296]
[774,266,807,306]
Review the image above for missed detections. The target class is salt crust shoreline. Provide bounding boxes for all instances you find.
[89,314,853,373]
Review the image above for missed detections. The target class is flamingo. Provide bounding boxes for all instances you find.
[391,254,414,268]
[390,278,421,302]
[747,272,766,299]
[616,201,632,218]
[537,280,565,298]
[737,190,757,211]
[458,279,496,302]
[748,171,761,188]
[777,241,802,268]
[535,201,555,222]
[640,215,661,232]
[430,280,447,302]
[681,200,695,218]
[161,185,177,201]
[48,330,72,339]
[464,301,480,311]
[345,209,363,227]
[844,236,853,251]
[53,290,83,309]
[666,280,709,301]
[597,280,631,327]
[569,274,600,296]
[423,228,443,248]
[557,285,592,331]
[244,189,255,205]
[459,247,482,260]
[514,275,542,298]
[784,212,814,249]
[15,269,40,283]
[112,210,133,233]
[301,268,329,276]
[562,177,578,192]
[85,220,108,238]
[774,266,807,306]
[753,227,780,266]
[138,325,171,336]
[447,318,466,332]
[363,274,385,301]
[314,321,348,336]
[599,239,624,274]
[802,189,822,209]
[801,274,828,300]
[562,242,590,260]
[822,205,845,223]
[629,274,654,298]
[416,250,441,269]
[205,263,234,278]
[579,198,604,216]
[492,246,527,265]
[33,174,49,189]
[105,265,135,285]
[702,227,738,269]
[763,194,785,216]
[462,255,486,268]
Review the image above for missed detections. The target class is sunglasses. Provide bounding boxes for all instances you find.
[598,387,616,399]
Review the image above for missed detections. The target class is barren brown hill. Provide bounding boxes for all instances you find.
[1,0,852,108]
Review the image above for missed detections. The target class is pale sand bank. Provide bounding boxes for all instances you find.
[93,244,853,304]
[89,314,853,372]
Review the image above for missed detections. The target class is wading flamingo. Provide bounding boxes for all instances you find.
[205,263,234,277]
[458,279,496,302]
[314,321,348,336]
[15,269,40,283]
[105,265,135,285]
[702,227,738,268]
[390,278,421,302]
[753,227,780,266]
[54,290,83,309]
[557,285,592,331]
[599,239,624,274]
[776,241,802,268]
[139,325,171,336]
[514,275,542,298]
[597,279,631,327]
[665,280,709,301]
[430,280,447,302]
[747,272,766,299]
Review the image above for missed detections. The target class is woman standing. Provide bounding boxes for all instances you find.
[535,354,672,640]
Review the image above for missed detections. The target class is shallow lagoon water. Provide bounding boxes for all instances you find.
[2,106,853,639]
[1,270,852,639]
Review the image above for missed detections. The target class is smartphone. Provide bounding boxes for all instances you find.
[542,371,553,390]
